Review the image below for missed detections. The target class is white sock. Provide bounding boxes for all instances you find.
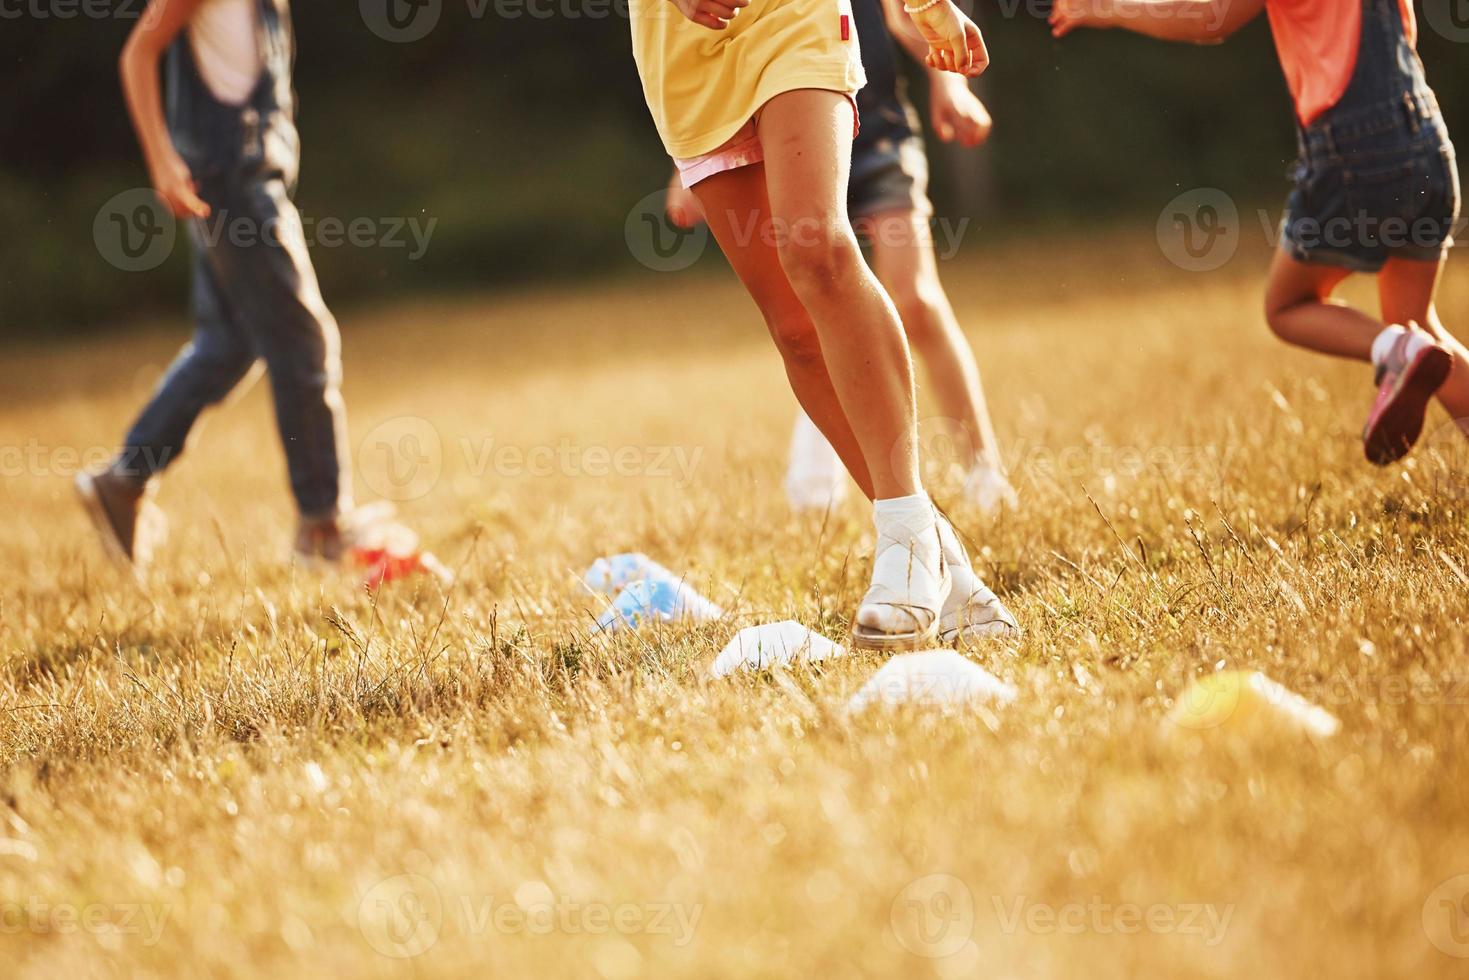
[1371,325,1433,368]
[873,492,932,525]
[1371,326,1407,367]
[859,493,945,632]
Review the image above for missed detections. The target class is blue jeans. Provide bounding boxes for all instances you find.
[116,169,349,519]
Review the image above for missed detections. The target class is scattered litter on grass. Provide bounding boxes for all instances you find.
[847,650,1017,713]
[711,621,846,678]
[583,553,680,595]
[1167,670,1339,737]
[344,503,454,590]
[594,578,723,633]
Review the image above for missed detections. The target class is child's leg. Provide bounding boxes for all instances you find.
[115,243,260,483]
[695,89,968,646]
[1263,248,1375,360]
[867,207,1004,473]
[202,178,351,521]
[1379,256,1469,431]
[757,89,923,500]
[691,163,877,499]
[692,141,1014,643]
[79,245,260,566]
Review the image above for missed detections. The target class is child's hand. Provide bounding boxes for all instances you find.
[929,75,992,146]
[148,147,210,219]
[1049,0,1104,37]
[906,0,988,77]
[665,171,705,229]
[670,0,750,30]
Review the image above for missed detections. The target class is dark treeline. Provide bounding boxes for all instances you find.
[2,0,1465,333]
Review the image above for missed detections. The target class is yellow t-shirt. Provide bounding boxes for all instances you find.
[631,0,867,159]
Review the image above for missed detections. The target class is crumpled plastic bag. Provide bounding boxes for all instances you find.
[711,621,846,677]
[593,577,724,633]
[848,650,1017,712]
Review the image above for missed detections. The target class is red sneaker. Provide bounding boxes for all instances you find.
[1363,333,1453,466]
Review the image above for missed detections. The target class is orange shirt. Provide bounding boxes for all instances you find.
[1266,0,1417,125]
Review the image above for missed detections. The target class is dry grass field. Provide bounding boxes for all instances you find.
[4,233,1469,978]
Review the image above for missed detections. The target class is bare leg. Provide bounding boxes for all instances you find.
[1379,256,1469,433]
[867,207,1003,471]
[1263,248,1374,361]
[690,163,876,499]
[692,89,951,646]
[756,90,923,500]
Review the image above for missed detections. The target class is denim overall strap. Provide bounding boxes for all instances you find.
[164,0,299,180]
[1305,0,1438,155]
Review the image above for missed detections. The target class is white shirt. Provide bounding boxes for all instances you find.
[188,0,263,106]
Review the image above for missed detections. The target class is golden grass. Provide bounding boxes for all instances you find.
[4,234,1469,978]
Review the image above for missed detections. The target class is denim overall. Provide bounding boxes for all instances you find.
[116,0,348,520]
[1282,0,1461,272]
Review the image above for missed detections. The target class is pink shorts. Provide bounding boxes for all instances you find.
[673,95,860,189]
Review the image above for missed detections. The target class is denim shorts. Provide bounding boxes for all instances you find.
[1283,95,1461,272]
[848,134,933,222]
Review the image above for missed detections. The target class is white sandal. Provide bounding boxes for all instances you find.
[934,514,1020,643]
[852,507,951,651]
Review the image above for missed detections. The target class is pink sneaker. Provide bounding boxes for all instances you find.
[1363,333,1453,466]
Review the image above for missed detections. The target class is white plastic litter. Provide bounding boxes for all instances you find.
[583,552,679,595]
[711,621,847,678]
[847,650,1018,712]
[593,577,724,633]
[784,412,849,512]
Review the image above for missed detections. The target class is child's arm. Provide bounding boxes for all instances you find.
[929,76,992,146]
[880,0,992,147]
[1049,0,1264,44]
[120,0,210,218]
[904,0,988,77]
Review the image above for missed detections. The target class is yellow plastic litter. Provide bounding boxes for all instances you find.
[1167,670,1340,737]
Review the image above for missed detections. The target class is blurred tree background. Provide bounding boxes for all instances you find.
[1,0,1465,335]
